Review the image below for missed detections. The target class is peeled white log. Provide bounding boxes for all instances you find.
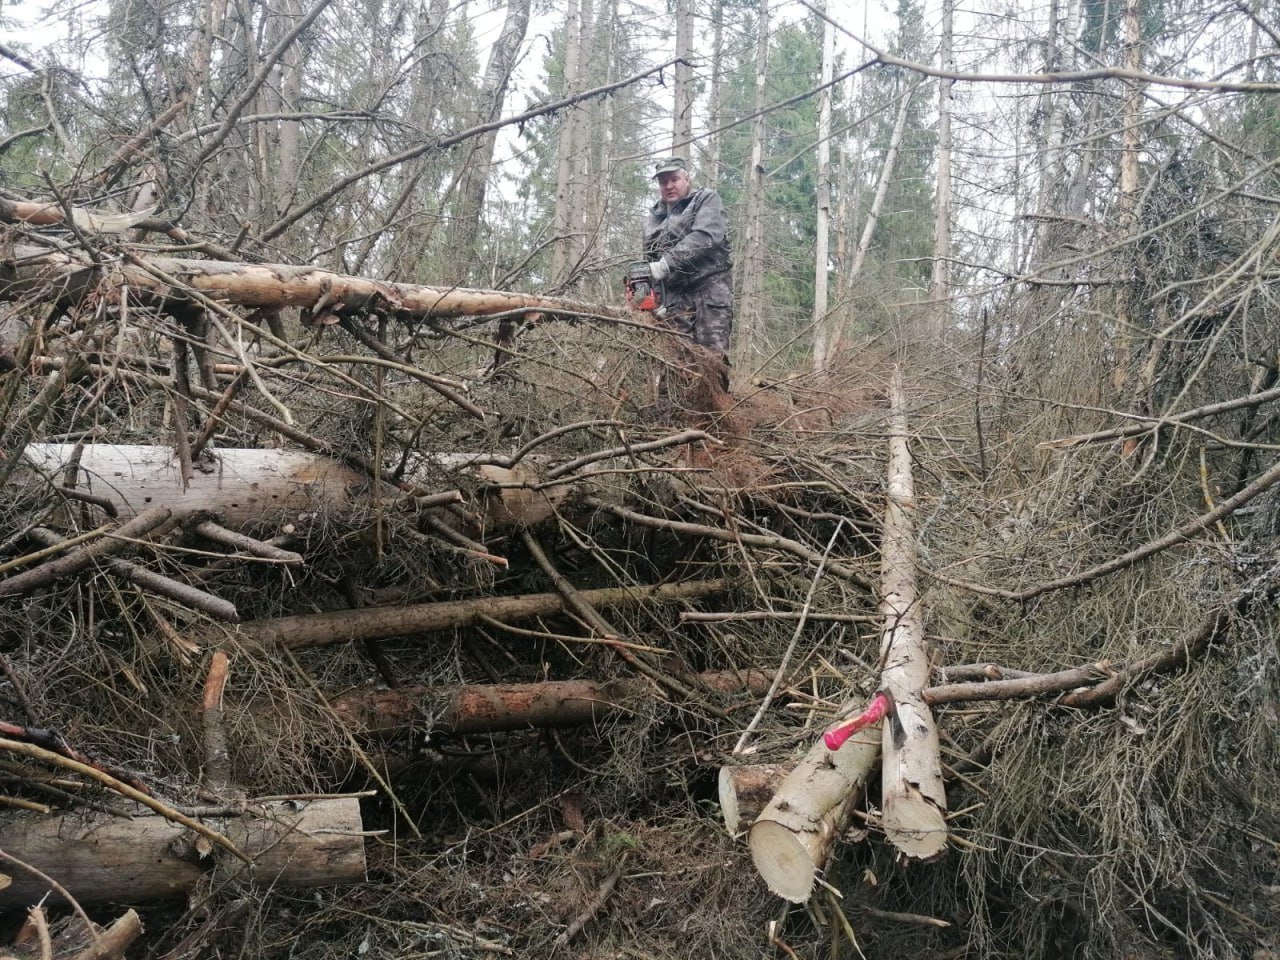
[0,798,367,908]
[19,443,365,530]
[747,715,880,903]
[17,446,591,534]
[879,367,947,860]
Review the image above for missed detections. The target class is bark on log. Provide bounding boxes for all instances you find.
[0,797,366,908]
[878,368,947,860]
[234,579,730,650]
[1,244,619,323]
[747,707,880,902]
[718,763,793,836]
[332,669,771,736]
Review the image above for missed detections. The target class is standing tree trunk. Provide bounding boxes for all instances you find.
[705,0,724,186]
[446,0,532,285]
[1113,0,1144,395]
[671,0,694,159]
[350,0,452,277]
[927,0,954,341]
[734,0,769,374]
[817,83,915,372]
[810,2,835,374]
[273,0,304,218]
[551,0,584,284]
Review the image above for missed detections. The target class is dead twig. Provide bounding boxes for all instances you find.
[553,859,625,950]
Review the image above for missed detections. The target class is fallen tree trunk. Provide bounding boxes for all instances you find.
[0,797,367,908]
[2,243,620,323]
[16,445,590,533]
[17,443,369,530]
[877,368,947,860]
[232,578,730,650]
[332,669,772,736]
[746,701,880,902]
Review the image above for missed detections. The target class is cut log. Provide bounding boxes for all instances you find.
[2,243,620,323]
[234,578,730,649]
[718,763,793,836]
[332,669,771,736]
[747,706,880,902]
[878,367,947,860]
[0,797,367,908]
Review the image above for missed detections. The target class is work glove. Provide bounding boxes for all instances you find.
[649,258,671,282]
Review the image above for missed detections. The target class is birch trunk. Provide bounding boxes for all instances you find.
[878,366,947,859]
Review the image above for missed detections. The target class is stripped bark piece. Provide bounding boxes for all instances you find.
[202,651,232,793]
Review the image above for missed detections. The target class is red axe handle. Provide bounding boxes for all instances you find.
[823,690,893,752]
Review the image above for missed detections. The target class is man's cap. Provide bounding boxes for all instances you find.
[651,157,689,179]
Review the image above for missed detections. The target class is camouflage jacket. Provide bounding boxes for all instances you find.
[642,187,734,293]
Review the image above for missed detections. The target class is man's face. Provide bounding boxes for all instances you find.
[657,170,692,205]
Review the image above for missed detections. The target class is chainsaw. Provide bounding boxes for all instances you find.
[624,261,663,313]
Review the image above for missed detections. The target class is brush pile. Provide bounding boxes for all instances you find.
[0,211,1275,959]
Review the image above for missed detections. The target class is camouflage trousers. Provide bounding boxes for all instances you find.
[661,275,733,357]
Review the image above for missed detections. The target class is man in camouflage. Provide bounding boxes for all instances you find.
[642,157,734,371]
